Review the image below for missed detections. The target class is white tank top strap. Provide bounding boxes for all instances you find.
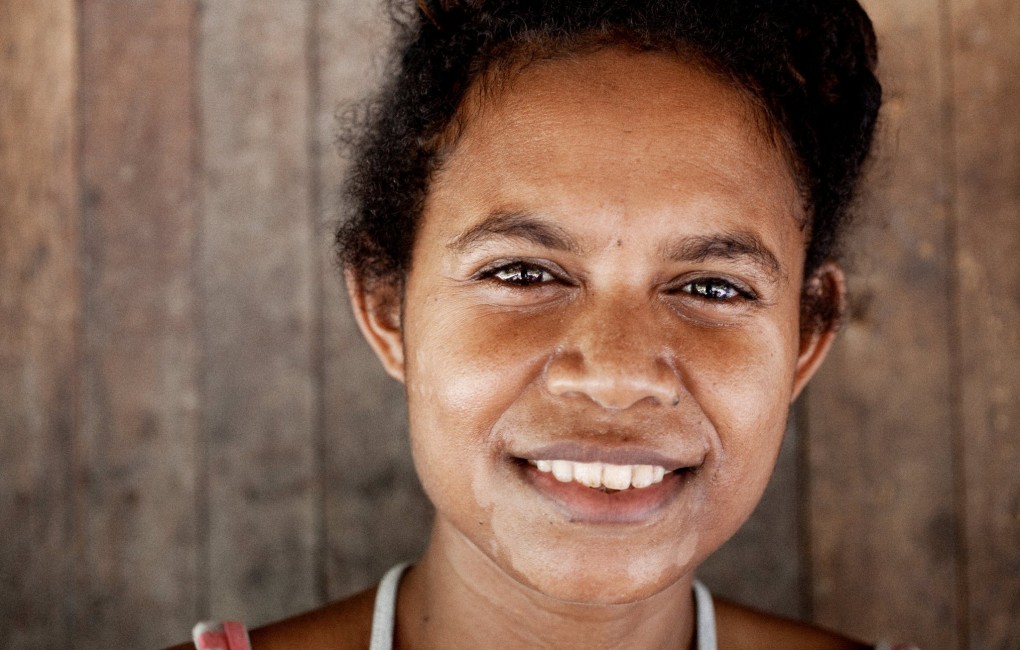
[693,579,717,650]
[369,562,413,650]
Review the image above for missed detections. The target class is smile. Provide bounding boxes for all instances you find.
[529,459,667,490]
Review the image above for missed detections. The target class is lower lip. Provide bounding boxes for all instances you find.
[516,461,692,524]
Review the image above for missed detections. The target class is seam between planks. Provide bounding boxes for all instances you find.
[793,401,815,623]
[305,0,331,607]
[67,2,84,645]
[937,0,970,648]
[192,0,212,622]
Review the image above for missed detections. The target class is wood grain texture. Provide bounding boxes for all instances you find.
[76,1,201,646]
[948,1,1020,647]
[699,422,804,619]
[804,1,961,647]
[4,1,1019,646]
[200,0,319,624]
[315,0,433,599]
[0,2,78,647]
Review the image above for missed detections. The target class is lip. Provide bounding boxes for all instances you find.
[516,460,694,524]
[508,439,704,525]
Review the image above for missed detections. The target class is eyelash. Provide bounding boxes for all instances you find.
[479,261,558,286]
[478,261,756,303]
[677,278,754,302]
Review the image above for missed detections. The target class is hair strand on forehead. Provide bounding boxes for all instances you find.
[415,0,441,29]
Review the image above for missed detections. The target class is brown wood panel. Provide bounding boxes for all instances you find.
[315,0,433,599]
[804,1,961,648]
[699,422,805,620]
[75,1,201,647]
[0,2,78,647]
[948,1,1020,647]
[200,0,319,624]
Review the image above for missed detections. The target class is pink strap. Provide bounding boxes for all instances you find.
[193,621,251,650]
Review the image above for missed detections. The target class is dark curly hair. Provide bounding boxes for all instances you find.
[336,0,881,316]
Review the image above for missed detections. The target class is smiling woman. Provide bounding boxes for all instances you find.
[383,52,823,612]
[167,0,909,649]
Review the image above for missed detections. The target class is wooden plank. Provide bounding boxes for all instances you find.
[948,1,1020,648]
[200,0,319,624]
[803,2,961,648]
[315,0,432,598]
[0,2,78,647]
[75,1,201,647]
[699,421,805,620]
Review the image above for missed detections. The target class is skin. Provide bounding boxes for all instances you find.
[167,47,865,650]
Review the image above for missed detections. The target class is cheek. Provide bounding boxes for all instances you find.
[401,301,560,509]
[683,316,800,508]
[404,303,558,430]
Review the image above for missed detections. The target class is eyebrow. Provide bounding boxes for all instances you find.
[447,210,583,254]
[659,230,784,282]
[448,211,784,282]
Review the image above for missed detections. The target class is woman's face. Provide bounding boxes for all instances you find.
[356,48,836,604]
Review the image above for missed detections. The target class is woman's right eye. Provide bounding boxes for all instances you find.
[485,262,556,286]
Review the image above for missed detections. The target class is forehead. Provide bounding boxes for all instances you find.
[425,48,804,252]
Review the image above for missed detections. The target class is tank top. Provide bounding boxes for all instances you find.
[191,565,914,650]
[368,564,717,650]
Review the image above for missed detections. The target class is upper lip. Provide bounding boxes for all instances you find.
[512,441,703,472]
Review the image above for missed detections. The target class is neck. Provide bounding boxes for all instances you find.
[396,520,696,650]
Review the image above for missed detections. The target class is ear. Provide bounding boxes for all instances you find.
[345,269,406,383]
[790,261,846,401]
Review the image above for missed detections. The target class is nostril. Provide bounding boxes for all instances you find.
[544,349,683,410]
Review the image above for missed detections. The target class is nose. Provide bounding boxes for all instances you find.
[544,299,683,410]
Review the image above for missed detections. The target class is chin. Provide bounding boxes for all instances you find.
[499,541,697,606]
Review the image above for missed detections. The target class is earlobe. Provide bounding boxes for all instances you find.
[345,270,406,383]
[791,261,846,401]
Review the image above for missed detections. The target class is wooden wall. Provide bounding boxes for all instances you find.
[1,1,1016,648]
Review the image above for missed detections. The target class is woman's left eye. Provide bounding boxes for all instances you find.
[679,279,745,301]
[486,262,556,286]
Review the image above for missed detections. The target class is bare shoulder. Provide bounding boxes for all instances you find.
[715,597,872,650]
[161,585,377,650]
[248,585,377,650]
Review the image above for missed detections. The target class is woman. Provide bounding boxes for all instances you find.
[177,0,911,647]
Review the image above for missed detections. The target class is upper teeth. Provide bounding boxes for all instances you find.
[531,459,668,490]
